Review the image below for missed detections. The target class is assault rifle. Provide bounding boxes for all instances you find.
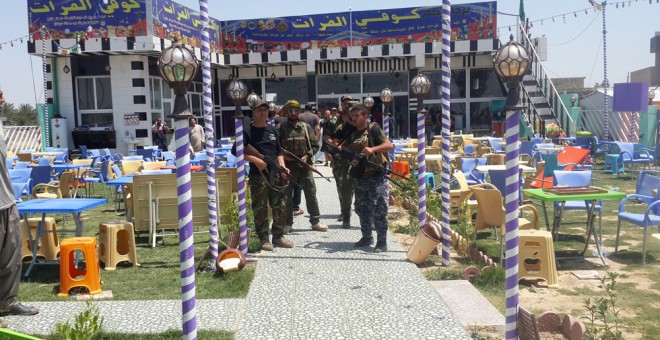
[322,143,410,189]
[281,148,332,182]
[244,145,299,192]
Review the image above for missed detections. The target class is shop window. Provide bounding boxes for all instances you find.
[264,77,307,105]
[470,68,505,98]
[362,73,408,93]
[451,69,466,99]
[76,76,113,127]
[317,74,360,95]
[469,101,493,133]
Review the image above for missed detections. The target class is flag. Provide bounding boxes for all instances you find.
[519,0,525,22]
[588,0,598,6]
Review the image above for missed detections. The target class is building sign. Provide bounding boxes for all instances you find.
[151,0,222,50]
[28,0,148,40]
[28,0,495,54]
[221,2,496,53]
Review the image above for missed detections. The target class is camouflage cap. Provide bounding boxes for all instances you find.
[252,99,270,110]
[284,99,301,109]
[340,95,353,102]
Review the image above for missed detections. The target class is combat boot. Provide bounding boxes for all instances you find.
[374,236,387,253]
[341,212,351,229]
[272,235,294,248]
[259,238,273,252]
[353,237,374,247]
[311,223,328,232]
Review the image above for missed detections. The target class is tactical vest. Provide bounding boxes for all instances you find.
[346,123,387,179]
[280,121,310,158]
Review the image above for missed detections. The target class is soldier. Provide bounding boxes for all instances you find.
[277,100,328,233]
[344,104,393,252]
[325,96,357,228]
[236,100,293,250]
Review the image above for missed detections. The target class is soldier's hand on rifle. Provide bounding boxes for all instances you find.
[362,146,374,156]
[350,153,364,166]
[254,158,267,171]
[300,155,308,164]
[281,166,291,178]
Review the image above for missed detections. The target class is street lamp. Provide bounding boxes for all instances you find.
[226,78,249,256]
[570,95,577,107]
[409,73,431,232]
[381,87,394,133]
[157,42,199,338]
[493,35,531,340]
[649,90,656,105]
[363,95,374,109]
[246,91,261,110]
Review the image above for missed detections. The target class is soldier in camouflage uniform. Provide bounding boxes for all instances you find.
[239,100,293,250]
[277,100,328,232]
[344,104,394,252]
[325,96,357,228]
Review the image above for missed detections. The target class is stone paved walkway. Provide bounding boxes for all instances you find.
[4,166,468,339]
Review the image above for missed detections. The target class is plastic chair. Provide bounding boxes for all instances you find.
[615,170,660,264]
[471,183,540,265]
[529,147,589,188]
[142,161,166,171]
[58,237,102,296]
[98,221,139,270]
[613,142,654,174]
[32,170,76,199]
[9,168,32,197]
[459,157,486,185]
[121,160,144,175]
[79,145,89,159]
[81,160,111,197]
[486,137,504,153]
[488,168,524,204]
[13,161,30,169]
[447,172,474,220]
[161,151,175,166]
[37,157,54,166]
[136,149,156,162]
[29,165,53,194]
[11,182,29,202]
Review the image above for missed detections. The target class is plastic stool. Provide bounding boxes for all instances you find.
[518,229,558,286]
[391,161,411,180]
[58,237,102,296]
[604,154,621,175]
[98,221,139,270]
[20,217,60,261]
[425,173,435,188]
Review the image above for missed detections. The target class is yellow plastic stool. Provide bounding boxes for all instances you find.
[518,229,558,286]
[58,237,102,297]
[20,217,60,261]
[98,221,139,270]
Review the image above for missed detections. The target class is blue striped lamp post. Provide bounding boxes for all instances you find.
[158,42,199,340]
[493,35,531,340]
[227,79,249,255]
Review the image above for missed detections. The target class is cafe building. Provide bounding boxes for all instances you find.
[28,0,504,152]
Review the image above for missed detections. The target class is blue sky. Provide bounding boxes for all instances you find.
[1,0,658,106]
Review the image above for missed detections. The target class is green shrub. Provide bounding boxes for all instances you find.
[55,302,105,340]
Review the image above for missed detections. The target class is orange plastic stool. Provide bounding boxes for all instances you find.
[20,217,60,261]
[391,161,411,180]
[98,221,139,270]
[58,237,102,297]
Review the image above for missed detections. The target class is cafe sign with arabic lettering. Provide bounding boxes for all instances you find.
[28,0,148,40]
[221,2,496,53]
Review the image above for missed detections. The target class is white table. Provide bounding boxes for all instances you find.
[475,164,536,174]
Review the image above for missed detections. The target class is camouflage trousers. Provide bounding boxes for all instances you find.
[285,162,321,226]
[354,175,388,242]
[331,159,355,218]
[249,174,287,239]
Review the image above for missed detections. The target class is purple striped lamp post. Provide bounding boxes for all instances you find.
[494,36,532,340]
[268,102,277,126]
[410,74,432,229]
[227,79,249,255]
[380,87,394,197]
[440,0,452,266]
[158,42,200,340]
[199,0,219,269]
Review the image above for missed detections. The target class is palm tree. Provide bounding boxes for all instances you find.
[0,102,16,125]
[14,103,38,126]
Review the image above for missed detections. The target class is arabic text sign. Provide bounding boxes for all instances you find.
[152,0,221,50]
[221,2,496,52]
[28,0,148,40]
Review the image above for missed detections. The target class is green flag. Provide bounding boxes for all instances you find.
[519,0,525,22]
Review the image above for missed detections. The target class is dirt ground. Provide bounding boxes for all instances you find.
[388,207,651,340]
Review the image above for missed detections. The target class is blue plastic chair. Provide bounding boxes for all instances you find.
[79,145,89,159]
[459,157,486,185]
[13,161,30,169]
[12,182,29,202]
[615,170,660,264]
[136,149,156,162]
[29,165,53,194]
[37,157,53,166]
[220,153,237,168]
[81,160,111,197]
[162,151,176,166]
[9,168,32,196]
[553,170,602,238]
[486,137,504,153]
[613,142,654,173]
[463,144,476,156]
[488,168,524,203]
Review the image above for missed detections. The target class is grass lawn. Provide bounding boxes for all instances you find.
[18,190,259,302]
[392,167,660,338]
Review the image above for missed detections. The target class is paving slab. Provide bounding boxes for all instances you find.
[430,280,505,331]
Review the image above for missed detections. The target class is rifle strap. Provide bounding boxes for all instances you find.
[303,123,313,157]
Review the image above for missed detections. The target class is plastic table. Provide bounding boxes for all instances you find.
[522,188,626,266]
[17,198,108,277]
